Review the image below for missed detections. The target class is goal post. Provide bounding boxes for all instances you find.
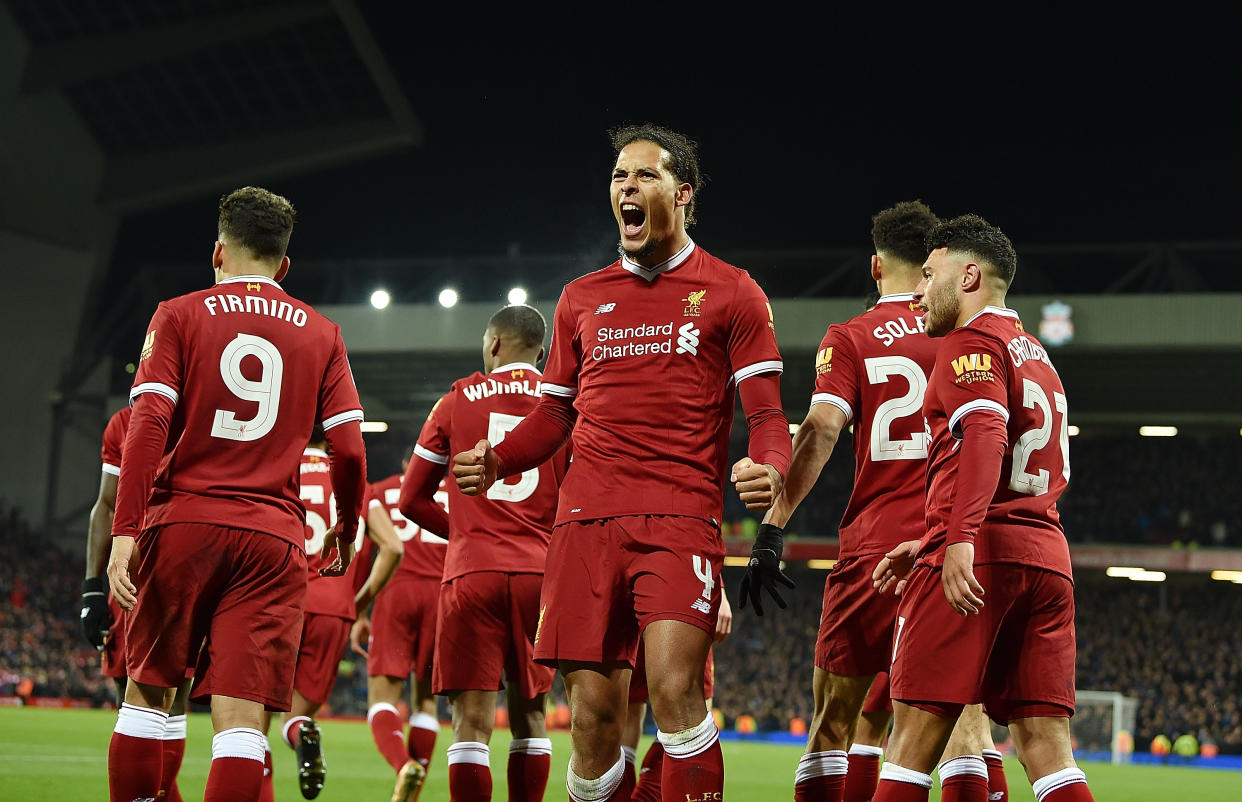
[1073,690,1138,764]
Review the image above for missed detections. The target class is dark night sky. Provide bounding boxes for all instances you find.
[113,11,1242,279]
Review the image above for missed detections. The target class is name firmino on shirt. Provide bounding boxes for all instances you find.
[203,294,308,327]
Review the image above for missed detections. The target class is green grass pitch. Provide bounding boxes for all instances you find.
[1,707,1237,800]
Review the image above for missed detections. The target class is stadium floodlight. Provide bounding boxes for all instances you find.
[1106,566,1145,578]
[1139,426,1178,437]
[1068,425,1081,437]
[1130,570,1167,582]
[370,289,391,309]
[1210,570,1242,582]
[438,288,459,308]
[723,556,751,567]
[360,421,389,433]
[508,287,528,305]
[807,559,837,570]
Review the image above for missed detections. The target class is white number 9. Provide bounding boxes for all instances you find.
[211,333,284,442]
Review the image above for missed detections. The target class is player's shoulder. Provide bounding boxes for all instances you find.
[692,246,763,290]
[956,307,1024,348]
[450,370,488,391]
[107,405,133,429]
[375,472,403,491]
[564,260,624,294]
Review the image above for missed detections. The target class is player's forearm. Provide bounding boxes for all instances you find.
[112,395,175,537]
[398,458,450,535]
[493,393,577,478]
[738,373,792,481]
[765,415,840,528]
[945,412,1008,546]
[355,543,401,615]
[325,420,367,536]
[86,503,114,578]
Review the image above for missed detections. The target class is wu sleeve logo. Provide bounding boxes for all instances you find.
[815,346,833,375]
[951,353,995,384]
[683,289,706,317]
[139,330,156,361]
[675,322,700,356]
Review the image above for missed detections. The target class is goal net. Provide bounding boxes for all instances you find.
[1071,690,1139,764]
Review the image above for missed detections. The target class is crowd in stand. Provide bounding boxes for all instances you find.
[4,431,1242,755]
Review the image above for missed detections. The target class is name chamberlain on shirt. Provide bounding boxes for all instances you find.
[592,322,678,360]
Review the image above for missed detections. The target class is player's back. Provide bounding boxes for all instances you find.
[812,293,938,558]
[369,472,448,583]
[137,275,362,546]
[440,363,566,580]
[924,306,1071,576]
[101,406,133,476]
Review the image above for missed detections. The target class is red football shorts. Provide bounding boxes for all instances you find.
[533,515,725,667]
[101,595,127,679]
[628,641,715,704]
[125,523,306,711]
[294,612,351,706]
[814,554,901,676]
[435,571,554,698]
[889,562,1077,725]
[861,671,892,715]
[367,575,440,682]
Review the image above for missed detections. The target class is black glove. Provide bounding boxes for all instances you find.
[737,523,796,616]
[80,576,112,651]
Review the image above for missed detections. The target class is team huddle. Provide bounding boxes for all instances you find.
[82,123,1093,802]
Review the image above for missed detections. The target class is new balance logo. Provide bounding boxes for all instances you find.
[691,598,712,614]
[676,322,700,355]
[595,303,616,314]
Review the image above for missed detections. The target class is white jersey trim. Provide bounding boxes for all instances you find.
[414,443,449,465]
[102,463,121,476]
[810,392,854,424]
[733,360,784,383]
[303,447,328,459]
[322,409,364,430]
[962,305,1020,327]
[131,382,179,405]
[948,399,1009,438]
[876,292,916,304]
[217,275,283,290]
[491,362,539,374]
[621,238,696,282]
[541,382,577,398]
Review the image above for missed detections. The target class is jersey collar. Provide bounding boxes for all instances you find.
[303,447,328,458]
[218,275,283,289]
[490,362,538,374]
[620,238,696,282]
[876,292,915,304]
[962,305,1020,327]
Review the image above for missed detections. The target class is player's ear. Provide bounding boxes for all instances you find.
[962,263,982,292]
[274,255,290,283]
[674,182,693,209]
[490,335,502,357]
[870,254,882,282]
[537,346,546,364]
[212,241,224,269]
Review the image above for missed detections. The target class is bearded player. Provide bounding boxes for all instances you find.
[105,187,367,802]
[871,215,1092,802]
[453,124,792,802]
[405,303,568,802]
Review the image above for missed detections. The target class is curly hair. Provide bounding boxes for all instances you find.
[871,200,940,266]
[218,186,296,263]
[609,123,705,227]
[925,214,1017,285]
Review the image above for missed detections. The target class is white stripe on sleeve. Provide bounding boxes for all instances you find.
[322,409,364,430]
[733,360,784,383]
[130,382,179,405]
[810,392,854,424]
[414,444,449,465]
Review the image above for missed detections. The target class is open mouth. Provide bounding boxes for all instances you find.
[620,202,646,237]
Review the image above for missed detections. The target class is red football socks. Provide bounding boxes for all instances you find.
[204,728,266,802]
[658,714,724,802]
[630,741,664,802]
[873,763,933,802]
[108,704,167,802]
[794,750,848,802]
[507,738,552,802]
[982,749,1009,802]
[258,747,275,802]
[448,741,493,802]
[368,703,410,772]
[1032,767,1094,802]
[845,744,883,802]
[281,715,310,749]
[409,711,441,769]
[939,755,989,802]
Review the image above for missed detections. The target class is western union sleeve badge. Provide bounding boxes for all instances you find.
[139,330,156,361]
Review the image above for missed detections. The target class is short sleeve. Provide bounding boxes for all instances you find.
[130,303,185,407]
[318,327,364,431]
[810,324,859,424]
[100,408,128,475]
[413,392,453,465]
[540,289,580,399]
[727,273,783,383]
[935,328,1011,438]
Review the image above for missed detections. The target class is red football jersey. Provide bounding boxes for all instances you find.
[811,293,939,558]
[367,472,448,583]
[122,275,363,547]
[416,363,567,581]
[540,241,782,525]
[301,448,361,620]
[101,406,132,477]
[921,307,1072,578]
